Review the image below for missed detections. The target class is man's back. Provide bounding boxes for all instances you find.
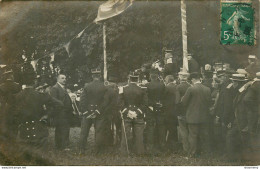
[177,81,191,98]
[0,80,21,105]
[123,83,147,108]
[188,58,199,73]
[80,80,107,112]
[182,83,211,123]
[15,88,58,123]
[146,80,165,106]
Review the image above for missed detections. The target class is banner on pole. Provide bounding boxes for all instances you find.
[220,0,255,45]
[94,0,133,23]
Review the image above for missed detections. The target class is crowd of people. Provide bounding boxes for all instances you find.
[0,52,260,162]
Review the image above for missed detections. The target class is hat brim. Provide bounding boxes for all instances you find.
[230,78,248,81]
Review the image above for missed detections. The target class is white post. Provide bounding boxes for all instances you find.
[181,0,189,72]
[103,23,107,81]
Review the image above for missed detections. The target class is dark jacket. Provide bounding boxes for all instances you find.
[215,81,236,125]
[244,81,260,132]
[244,81,260,114]
[50,83,73,118]
[0,80,21,110]
[188,58,199,73]
[80,79,108,113]
[233,84,249,130]
[104,84,119,118]
[15,88,61,124]
[120,83,148,112]
[163,83,180,116]
[146,80,165,106]
[181,83,211,124]
[177,81,191,116]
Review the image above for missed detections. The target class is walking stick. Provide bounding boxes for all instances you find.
[120,110,129,156]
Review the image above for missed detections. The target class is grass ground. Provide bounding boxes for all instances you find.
[1,127,260,166]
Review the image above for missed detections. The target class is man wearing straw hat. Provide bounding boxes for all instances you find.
[226,72,249,160]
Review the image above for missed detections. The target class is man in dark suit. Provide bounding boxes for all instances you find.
[119,72,148,155]
[181,72,211,157]
[79,69,108,154]
[145,69,165,153]
[103,81,119,146]
[244,72,260,136]
[164,52,178,77]
[0,69,21,141]
[177,71,191,153]
[213,70,236,153]
[226,73,249,160]
[50,74,73,150]
[187,54,200,74]
[163,75,180,152]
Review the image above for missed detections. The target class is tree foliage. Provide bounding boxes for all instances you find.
[0,1,258,85]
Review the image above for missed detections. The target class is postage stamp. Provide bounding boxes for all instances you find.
[220,0,255,45]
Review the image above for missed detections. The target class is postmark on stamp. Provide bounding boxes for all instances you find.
[220,0,255,45]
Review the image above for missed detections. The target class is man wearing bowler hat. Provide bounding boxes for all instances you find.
[181,72,211,157]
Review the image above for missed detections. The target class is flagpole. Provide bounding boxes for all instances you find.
[181,0,188,72]
[103,23,108,82]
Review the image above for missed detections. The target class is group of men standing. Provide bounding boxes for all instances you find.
[0,54,260,161]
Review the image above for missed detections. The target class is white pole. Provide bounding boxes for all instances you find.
[103,23,107,81]
[181,0,189,72]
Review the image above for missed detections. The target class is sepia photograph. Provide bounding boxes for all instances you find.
[0,0,260,166]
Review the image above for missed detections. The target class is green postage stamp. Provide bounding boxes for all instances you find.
[220,0,255,45]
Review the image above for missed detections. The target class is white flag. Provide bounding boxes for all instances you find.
[76,28,86,38]
[94,0,133,23]
[50,53,55,62]
[64,42,71,57]
[31,60,38,71]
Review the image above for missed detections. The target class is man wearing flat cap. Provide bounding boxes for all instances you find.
[181,72,211,157]
[0,69,21,141]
